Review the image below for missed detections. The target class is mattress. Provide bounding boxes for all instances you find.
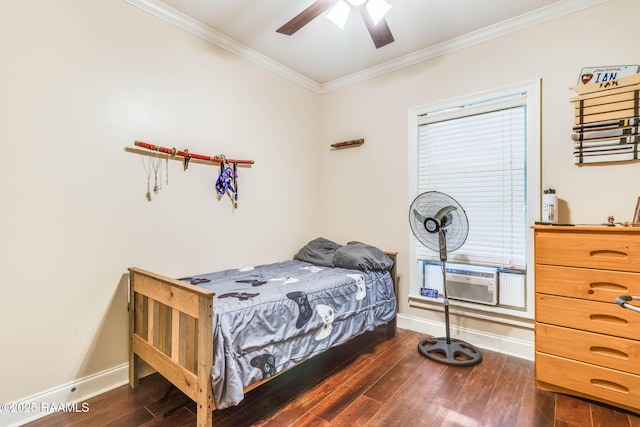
[179,259,396,408]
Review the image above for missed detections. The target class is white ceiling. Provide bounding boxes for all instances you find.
[125,0,606,92]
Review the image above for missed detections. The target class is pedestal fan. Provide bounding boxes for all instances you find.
[409,191,482,366]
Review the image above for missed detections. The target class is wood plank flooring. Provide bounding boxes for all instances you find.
[25,327,640,427]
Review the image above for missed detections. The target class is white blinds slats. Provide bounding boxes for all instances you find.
[417,104,526,269]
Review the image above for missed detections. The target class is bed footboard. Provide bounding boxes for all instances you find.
[128,267,215,427]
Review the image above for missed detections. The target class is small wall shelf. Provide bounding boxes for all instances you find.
[331,138,364,149]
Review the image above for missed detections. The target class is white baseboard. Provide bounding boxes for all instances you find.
[1,363,130,427]
[397,313,534,361]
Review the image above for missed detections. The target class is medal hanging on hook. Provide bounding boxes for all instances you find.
[141,155,153,201]
[141,152,163,201]
[165,153,169,187]
[152,151,162,195]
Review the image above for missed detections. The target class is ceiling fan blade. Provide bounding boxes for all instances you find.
[358,5,394,49]
[276,0,338,36]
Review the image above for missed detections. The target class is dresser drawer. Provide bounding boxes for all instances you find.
[536,323,640,375]
[535,230,640,272]
[536,294,640,340]
[536,352,640,412]
[535,265,640,303]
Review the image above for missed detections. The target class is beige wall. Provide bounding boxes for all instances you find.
[317,0,640,351]
[3,0,640,406]
[0,0,322,401]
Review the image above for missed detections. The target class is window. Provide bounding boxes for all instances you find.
[417,95,526,269]
[408,80,540,318]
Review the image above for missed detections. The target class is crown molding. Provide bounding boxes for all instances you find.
[123,0,322,93]
[124,0,607,94]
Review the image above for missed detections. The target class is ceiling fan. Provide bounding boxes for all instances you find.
[276,0,394,49]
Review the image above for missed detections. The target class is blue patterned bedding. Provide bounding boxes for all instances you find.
[180,260,396,409]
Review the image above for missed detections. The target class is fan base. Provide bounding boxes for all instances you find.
[418,337,482,367]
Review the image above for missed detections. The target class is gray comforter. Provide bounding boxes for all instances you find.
[180,259,396,408]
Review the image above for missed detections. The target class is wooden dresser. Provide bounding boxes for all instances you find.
[533,225,640,413]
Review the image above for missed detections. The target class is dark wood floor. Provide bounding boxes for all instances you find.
[26,327,640,427]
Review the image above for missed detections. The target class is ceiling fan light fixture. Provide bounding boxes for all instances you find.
[366,0,392,25]
[327,0,351,29]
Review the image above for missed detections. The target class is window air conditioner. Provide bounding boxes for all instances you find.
[422,262,498,306]
[445,266,497,306]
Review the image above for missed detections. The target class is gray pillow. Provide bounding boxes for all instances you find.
[333,241,393,272]
[293,237,342,267]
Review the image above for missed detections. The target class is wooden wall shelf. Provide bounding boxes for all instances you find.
[331,138,364,149]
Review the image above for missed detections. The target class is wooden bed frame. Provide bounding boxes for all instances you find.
[128,252,398,427]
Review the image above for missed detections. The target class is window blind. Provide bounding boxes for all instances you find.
[416,95,527,270]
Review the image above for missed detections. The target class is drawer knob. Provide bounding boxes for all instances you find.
[591,378,629,393]
[589,314,628,325]
[589,346,629,360]
[589,282,628,292]
[589,249,628,258]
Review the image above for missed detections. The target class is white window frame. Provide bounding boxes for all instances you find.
[407,79,541,321]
